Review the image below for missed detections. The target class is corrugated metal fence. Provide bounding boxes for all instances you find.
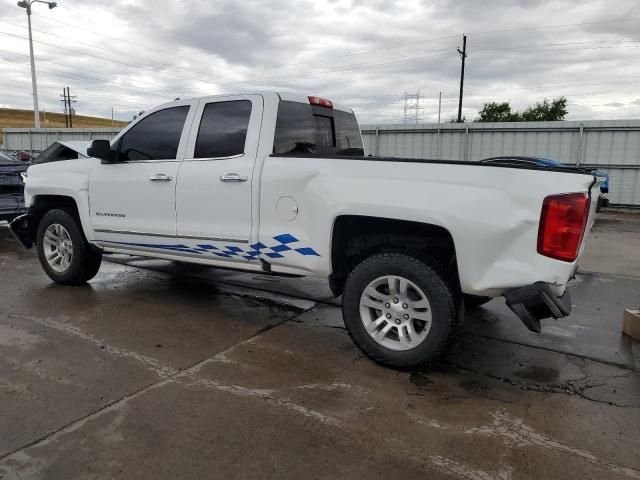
[2,128,121,153]
[361,120,640,206]
[4,120,640,206]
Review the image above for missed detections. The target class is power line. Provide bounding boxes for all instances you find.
[0,30,242,91]
[23,12,640,69]
[16,13,462,72]
[0,48,208,96]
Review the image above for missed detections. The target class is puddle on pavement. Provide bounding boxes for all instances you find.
[409,373,433,388]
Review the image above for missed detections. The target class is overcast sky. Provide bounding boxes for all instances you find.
[1,0,639,124]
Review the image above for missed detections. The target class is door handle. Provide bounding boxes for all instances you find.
[149,174,173,182]
[220,173,248,182]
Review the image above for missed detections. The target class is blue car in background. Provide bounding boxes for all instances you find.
[480,156,610,211]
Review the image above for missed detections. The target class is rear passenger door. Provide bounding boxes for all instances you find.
[175,95,263,263]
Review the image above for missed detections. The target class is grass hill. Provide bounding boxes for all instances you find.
[0,108,128,145]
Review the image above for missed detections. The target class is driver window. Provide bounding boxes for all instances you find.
[118,106,189,161]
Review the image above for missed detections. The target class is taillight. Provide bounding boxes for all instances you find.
[537,193,589,262]
[308,96,333,108]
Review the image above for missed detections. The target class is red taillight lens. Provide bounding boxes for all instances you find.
[538,193,589,262]
[308,96,333,108]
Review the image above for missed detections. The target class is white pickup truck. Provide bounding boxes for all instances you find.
[11,91,602,369]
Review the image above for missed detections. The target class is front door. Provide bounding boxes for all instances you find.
[175,95,263,263]
[90,103,195,250]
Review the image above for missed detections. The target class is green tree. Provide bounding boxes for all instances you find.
[520,97,568,121]
[475,97,568,122]
[476,102,519,122]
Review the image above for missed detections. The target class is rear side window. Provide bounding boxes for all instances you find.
[273,101,316,154]
[334,110,364,155]
[118,106,189,161]
[195,100,252,158]
[273,100,364,156]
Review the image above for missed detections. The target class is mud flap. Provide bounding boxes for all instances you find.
[504,282,572,333]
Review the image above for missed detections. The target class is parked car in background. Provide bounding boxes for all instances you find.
[481,156,610,210]
[14,151,36,163]
[0,151,28,222]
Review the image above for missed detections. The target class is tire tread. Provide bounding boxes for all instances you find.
[342,252,461,369]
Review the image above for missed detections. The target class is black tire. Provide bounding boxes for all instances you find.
[36,209,102,285]
[463,294,492,309]
[342,253,459,369]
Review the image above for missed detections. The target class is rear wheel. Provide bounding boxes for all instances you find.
[342,253,458,369]
[36,209,102,285]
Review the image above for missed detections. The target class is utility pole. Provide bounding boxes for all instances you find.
[457,34,467,123]
[26,4,39,128]
[67,86,74,127]
[438,91,442,124]
[60,88,68,127]
[17,1,58,128]
[60,87,76,127]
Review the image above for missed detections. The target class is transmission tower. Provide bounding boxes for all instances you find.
[403,91,421,124]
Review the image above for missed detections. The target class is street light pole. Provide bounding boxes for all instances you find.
[25,4,40,128]
[17,0,58,129]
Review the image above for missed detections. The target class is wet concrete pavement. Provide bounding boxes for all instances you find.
[0,215,638,479]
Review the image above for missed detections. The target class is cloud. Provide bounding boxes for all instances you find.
[0,0,639,123]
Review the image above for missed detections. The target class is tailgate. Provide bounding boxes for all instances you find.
[586,173,604,231]
[578,173,604,258]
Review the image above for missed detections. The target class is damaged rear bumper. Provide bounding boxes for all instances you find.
[504,282,572,333]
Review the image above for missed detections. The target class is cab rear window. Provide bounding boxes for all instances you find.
[273,100,364,156]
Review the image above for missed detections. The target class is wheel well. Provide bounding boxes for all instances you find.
[28,195,81,243]
[330,215,459,296]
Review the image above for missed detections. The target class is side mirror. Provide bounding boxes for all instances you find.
[87,139,116,163]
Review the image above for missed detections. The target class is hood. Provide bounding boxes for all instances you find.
[55,141,89,157]
[35,140,90,164]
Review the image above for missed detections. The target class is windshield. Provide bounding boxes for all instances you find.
[273,100,364,156]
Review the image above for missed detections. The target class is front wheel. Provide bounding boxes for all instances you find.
[342,253,458,369]
[36,209,102,285]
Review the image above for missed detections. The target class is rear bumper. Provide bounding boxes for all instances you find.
[504,282,572,333]
[8,213,35,249]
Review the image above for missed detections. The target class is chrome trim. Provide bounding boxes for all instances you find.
[103,157,182,165]
[183,153,245,162]
[149,174,173,181]
[220,173,248,182]
[94,228,249,244]
[97,242,256,263]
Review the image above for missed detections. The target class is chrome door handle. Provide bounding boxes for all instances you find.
[149,174,173,182]
[220,173,248,182]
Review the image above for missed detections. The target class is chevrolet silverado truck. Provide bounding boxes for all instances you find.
[10,92,602,369]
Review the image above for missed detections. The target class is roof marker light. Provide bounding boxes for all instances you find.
[308,96,333,108]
